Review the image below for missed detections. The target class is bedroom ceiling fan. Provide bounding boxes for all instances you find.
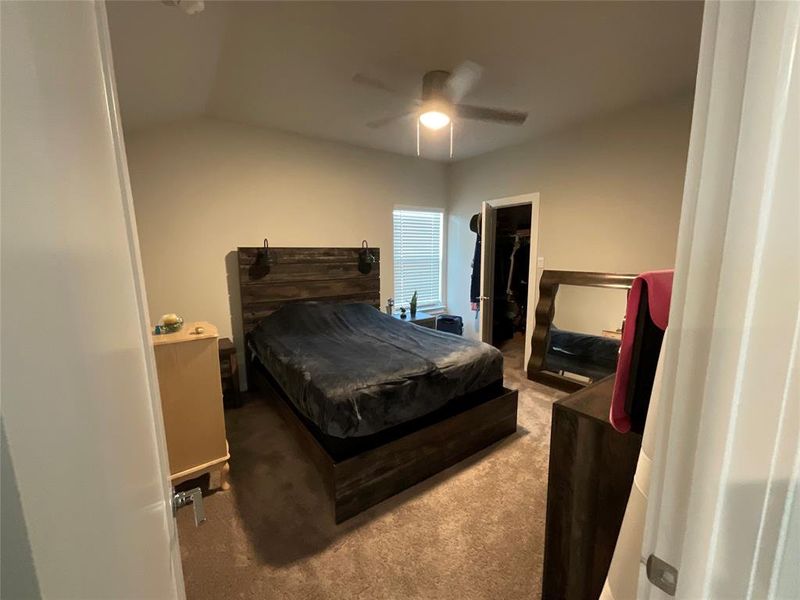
[352,61,528,158]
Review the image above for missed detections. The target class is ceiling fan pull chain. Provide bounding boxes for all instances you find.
[416,118,421,157]
[449,120,454,159]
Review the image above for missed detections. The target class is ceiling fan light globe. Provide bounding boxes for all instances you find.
[419,110,450,130]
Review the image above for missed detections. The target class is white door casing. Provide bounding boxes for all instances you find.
[479,202,497,345]
[1,1,183,598]
[639,1,800,597]
[479,194,541,366]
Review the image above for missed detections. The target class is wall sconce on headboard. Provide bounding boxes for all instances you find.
[248,238,271,280]
[358,239,376,274]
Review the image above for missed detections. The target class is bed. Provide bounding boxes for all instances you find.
[238,246,518,522]
[249,301,503,440]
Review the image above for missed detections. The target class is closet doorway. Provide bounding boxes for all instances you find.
[479,193,541,369]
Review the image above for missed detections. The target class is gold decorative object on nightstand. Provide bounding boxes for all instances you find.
[152,321,230,491]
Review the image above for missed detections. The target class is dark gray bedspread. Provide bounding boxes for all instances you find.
[249,302,503,438]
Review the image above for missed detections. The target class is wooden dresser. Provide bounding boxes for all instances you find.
[152,321,230,490]
[542,376,642,599]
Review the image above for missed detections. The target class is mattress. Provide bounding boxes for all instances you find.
[248,302,504,438]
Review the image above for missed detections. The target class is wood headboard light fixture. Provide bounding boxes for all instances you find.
[237,246,381,335]
[358,240,376,274]
[248,238,271,280]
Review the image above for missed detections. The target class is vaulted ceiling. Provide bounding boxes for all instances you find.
[107,1,703,161]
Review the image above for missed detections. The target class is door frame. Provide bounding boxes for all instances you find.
[94,1,186,594]
[479,193,541,367]
[1,0,186,595]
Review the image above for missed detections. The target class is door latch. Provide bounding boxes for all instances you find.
[172,487,206,527]
[646,554,678,596]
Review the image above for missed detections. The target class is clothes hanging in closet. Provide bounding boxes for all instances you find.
[510,238,530,328]
[470,214,481,308]
[492,236,517,343]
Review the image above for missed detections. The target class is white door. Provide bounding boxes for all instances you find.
[479,202,497,344]
[479,194,541,362]
[638,1,800,597]
[1,2,183,598]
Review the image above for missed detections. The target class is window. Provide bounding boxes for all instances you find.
[393,208,444,310]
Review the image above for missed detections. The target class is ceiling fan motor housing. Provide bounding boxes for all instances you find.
[421,70,454,120]
[422,70,451,102]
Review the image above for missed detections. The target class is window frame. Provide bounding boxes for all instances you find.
[392,205,446,312]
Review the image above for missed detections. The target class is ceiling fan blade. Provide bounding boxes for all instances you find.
[366,111,415,129]
[456,104,528,125]
[352,73,399,95]
[446,61,483,102]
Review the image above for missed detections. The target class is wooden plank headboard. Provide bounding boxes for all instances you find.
[237,246,381,334]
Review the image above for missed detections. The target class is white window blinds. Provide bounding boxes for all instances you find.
[393,208,443,309]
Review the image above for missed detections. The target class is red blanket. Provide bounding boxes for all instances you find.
[610,270,674,432]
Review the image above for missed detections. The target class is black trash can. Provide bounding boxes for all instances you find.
[435,314,464,336]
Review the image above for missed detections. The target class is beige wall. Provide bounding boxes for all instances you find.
[446,95,693,340]
[128,97,692,375]
[125,117,448,354]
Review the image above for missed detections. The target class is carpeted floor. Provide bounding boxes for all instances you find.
[177,334,564,600]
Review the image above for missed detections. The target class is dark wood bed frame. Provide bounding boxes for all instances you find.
[237,246,519,523]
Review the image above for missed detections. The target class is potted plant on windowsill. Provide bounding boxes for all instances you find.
[410,291,418,317]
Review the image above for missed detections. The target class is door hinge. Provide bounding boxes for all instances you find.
[646,554,678,596]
